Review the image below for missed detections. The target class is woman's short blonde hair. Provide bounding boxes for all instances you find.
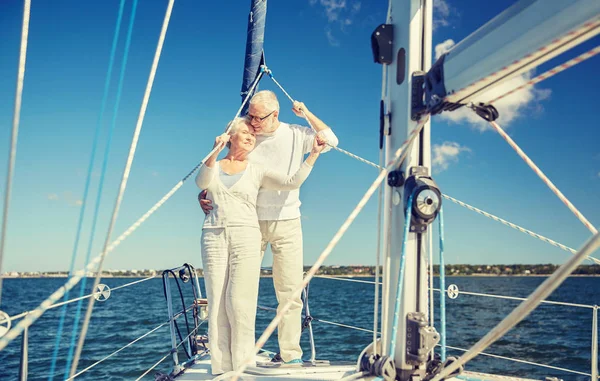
[225,117,250,148]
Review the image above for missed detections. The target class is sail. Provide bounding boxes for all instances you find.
[240,0,267,115]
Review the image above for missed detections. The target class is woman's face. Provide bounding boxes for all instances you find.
[230,122,256,153]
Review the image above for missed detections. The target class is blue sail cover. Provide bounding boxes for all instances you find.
[241,0,267,115]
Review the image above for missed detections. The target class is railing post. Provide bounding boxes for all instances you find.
[164,275,181,372]
[19,326,28,380]
[302,287,316,364]
[592,305,598,381]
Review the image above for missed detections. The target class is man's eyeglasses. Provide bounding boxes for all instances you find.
[247,110,275,122]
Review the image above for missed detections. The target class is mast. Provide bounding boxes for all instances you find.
[369,0,441,380]
[240,0,267,115]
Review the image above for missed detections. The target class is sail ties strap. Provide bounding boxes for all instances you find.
[229,116,430,381]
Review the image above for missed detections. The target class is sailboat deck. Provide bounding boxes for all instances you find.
[175,353,542,381]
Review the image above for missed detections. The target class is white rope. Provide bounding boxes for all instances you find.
[433,288,595,309]
[258,303,378,334]
[70,2,176,373]
[230,117,429,381]
[488,120,598,235]
[431,232,600,381]
[0,29,265,357]
[328,144,383,170]
[0,0,31,307]
[67,322,169,379]
[314,275,377,285]
[135,320,205,381]
[315,318,377,334]
[489,45,600,104]
[0,276,158,324]
[442,194,600,265]
[443,344,592,377]
[267,71,384,171]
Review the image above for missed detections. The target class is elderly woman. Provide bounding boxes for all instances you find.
[195,117,325,375]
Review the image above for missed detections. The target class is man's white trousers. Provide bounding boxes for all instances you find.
[259,217,304,363]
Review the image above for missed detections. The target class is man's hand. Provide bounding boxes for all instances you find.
[312,134,327,154]
[315,131,328,146]
[198,190,212,215]
[292,101,309,117]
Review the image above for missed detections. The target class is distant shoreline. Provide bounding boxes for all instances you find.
[2,274,599,279]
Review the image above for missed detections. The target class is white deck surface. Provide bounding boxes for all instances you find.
[173,352,541,381]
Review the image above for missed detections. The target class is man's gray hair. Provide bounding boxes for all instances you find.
[249,90,279,112]
[224,117,250,148]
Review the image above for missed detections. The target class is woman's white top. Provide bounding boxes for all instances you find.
[195,161,313,229]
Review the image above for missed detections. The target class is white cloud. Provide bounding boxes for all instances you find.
[325,27,340,46]
[47,191,83,207]
[435,39,455,60]
[432,142,470,172]
[433,0,451,29]
[309,0,361,46]
[434,42,551,130]
[317,0,348,22]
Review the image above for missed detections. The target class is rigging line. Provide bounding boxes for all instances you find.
[430,232,600,381]
[433,288,595,309]
[66,1,140,375]
[2,276,158,324]
[230,117,429,381]
[69,0,175,375]
[329,145,383,170]
[0,0,31,308]
[373,63,388,355]
[442,194,600,265]
[489,45,600,104]
[257,304,378,334]
[50,1,133,378]
[443,344,592,377]
[314,275,377,284]
[0,61,264,354]
[266,71,382,169]
[388,192,414,358]
[439,207,447,361]
[66,322,170,380]
[486,119,598,236]
[135,320,205,381]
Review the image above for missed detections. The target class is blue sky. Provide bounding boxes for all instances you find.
[1,0,599,272]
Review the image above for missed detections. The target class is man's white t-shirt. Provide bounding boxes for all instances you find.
[248,122,338,221]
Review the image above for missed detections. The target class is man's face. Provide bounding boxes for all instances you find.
[247,103,278,134]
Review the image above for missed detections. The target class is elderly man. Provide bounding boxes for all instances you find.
[199,90,338,365]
